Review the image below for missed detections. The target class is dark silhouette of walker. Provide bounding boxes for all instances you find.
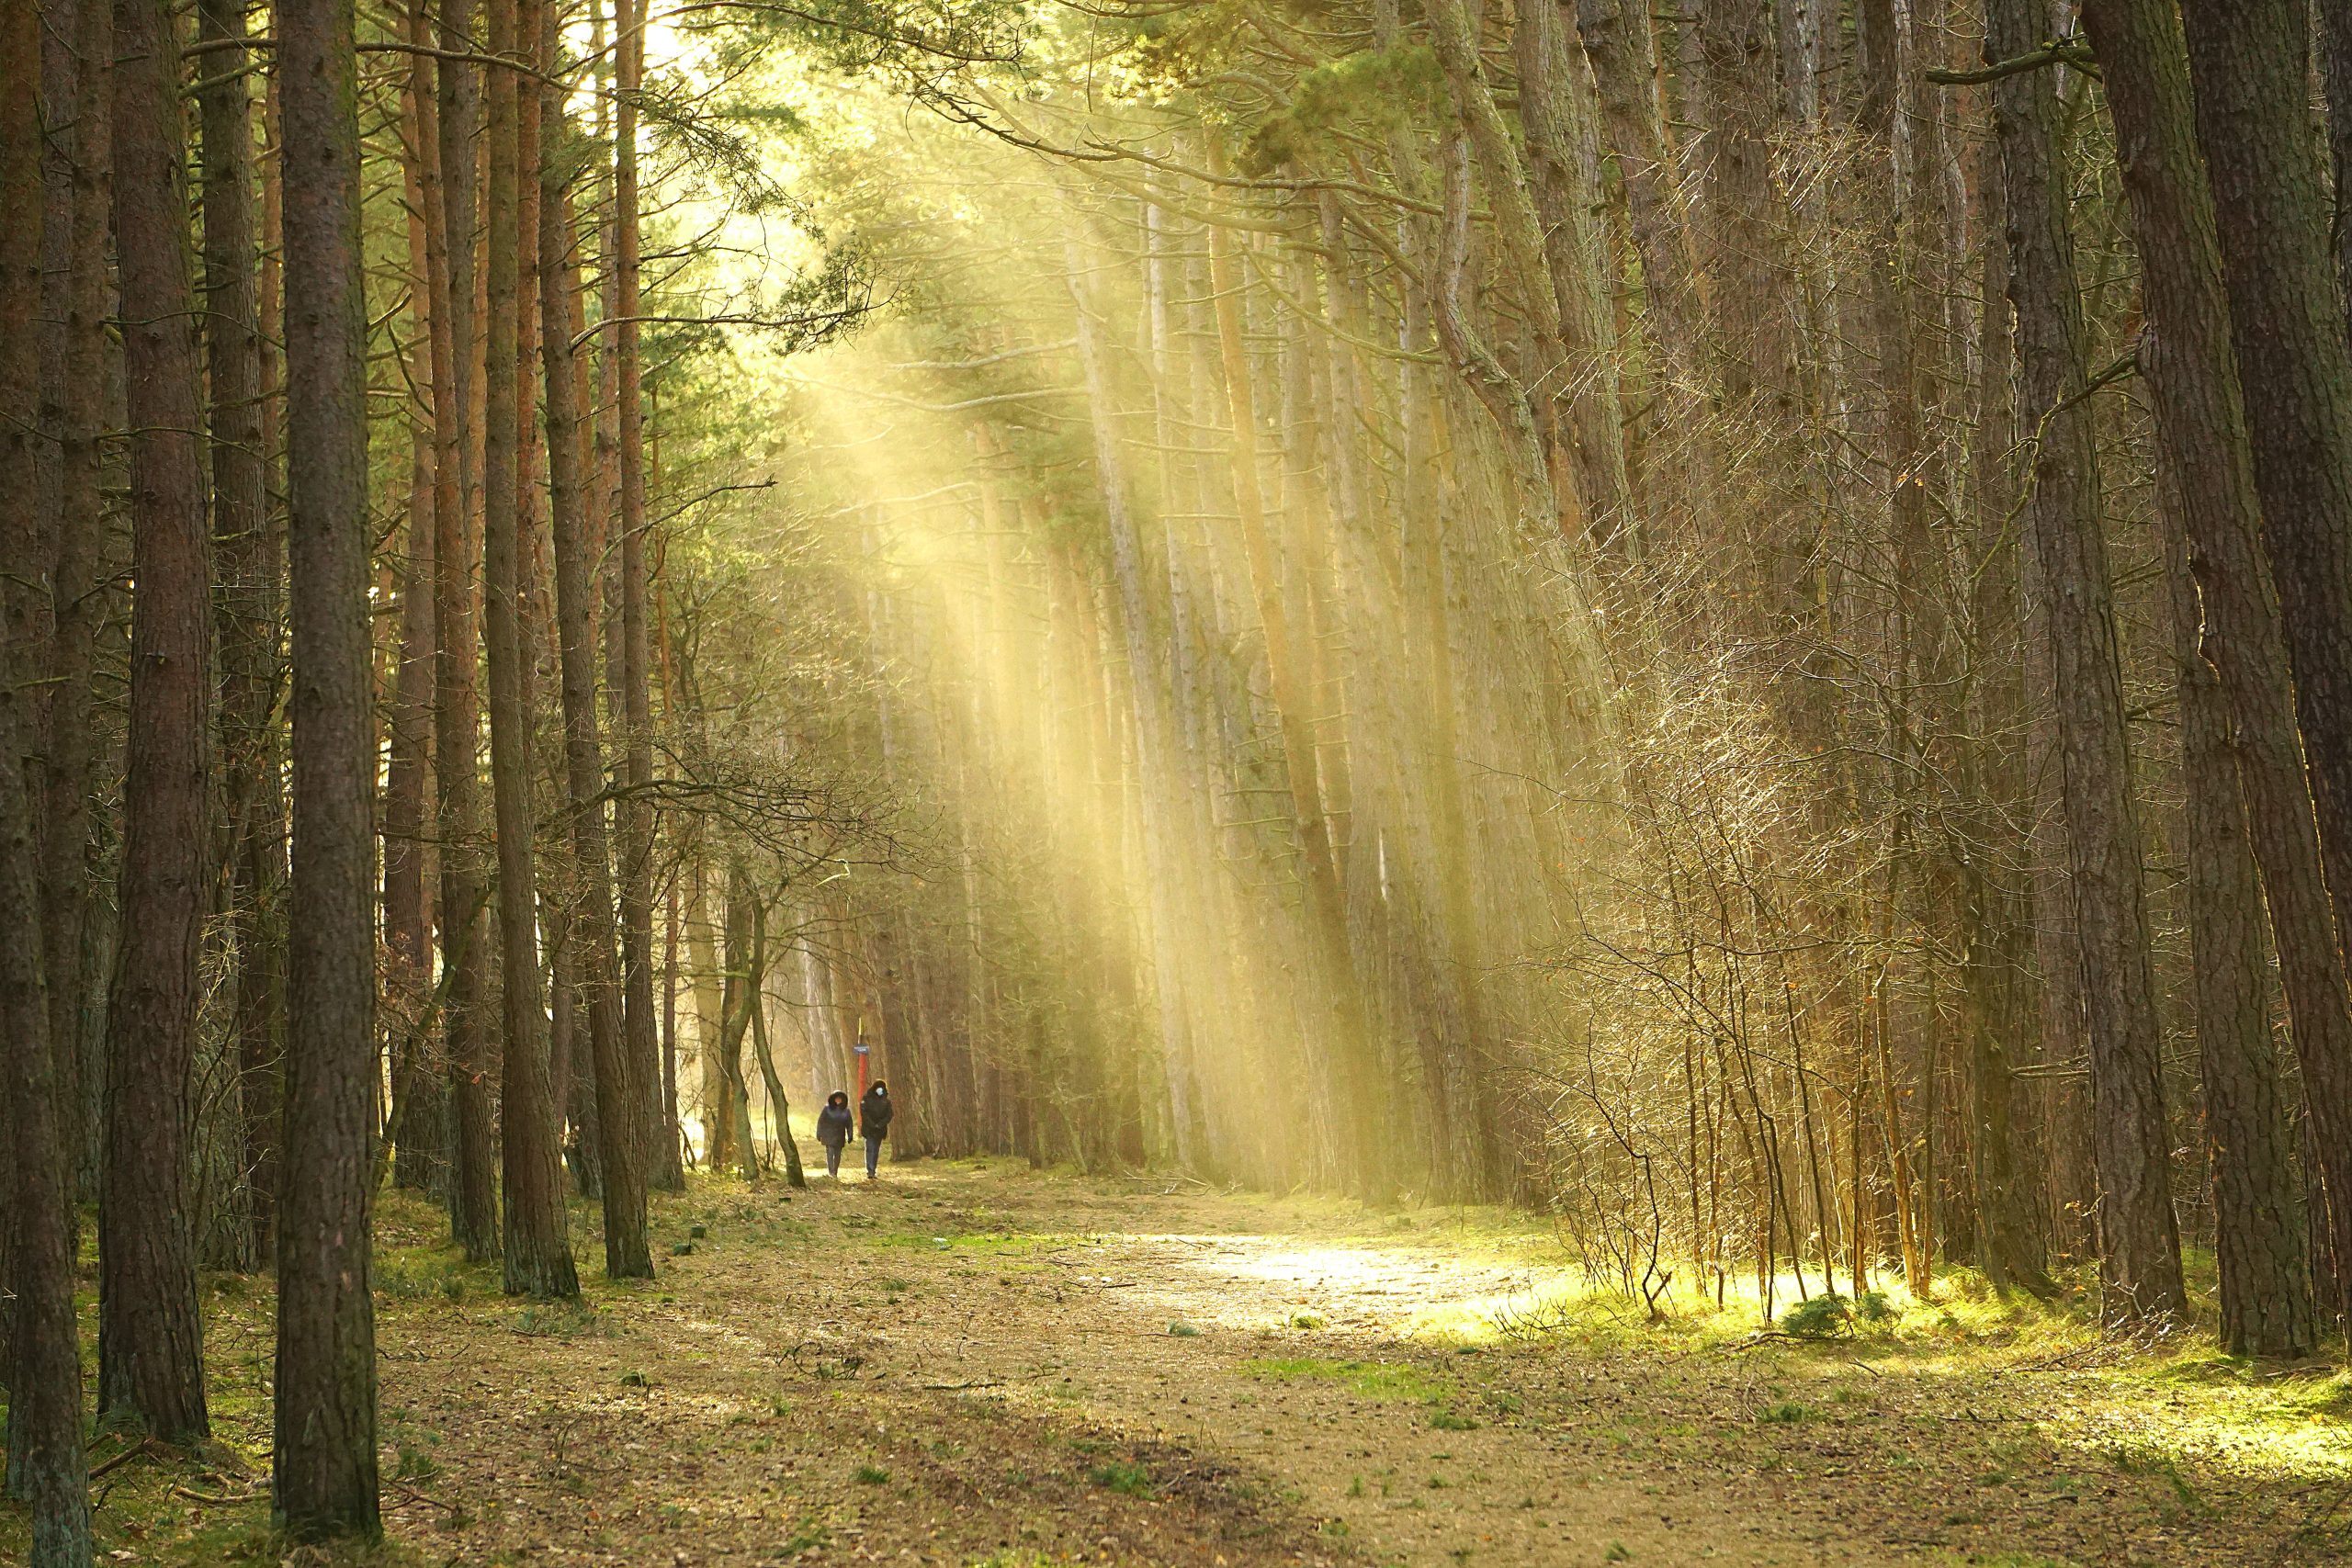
[857,1080,894,1179]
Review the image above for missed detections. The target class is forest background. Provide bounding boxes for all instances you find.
[6,0,2352,1555]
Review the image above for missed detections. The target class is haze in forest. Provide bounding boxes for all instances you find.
[3,0,2352,1562]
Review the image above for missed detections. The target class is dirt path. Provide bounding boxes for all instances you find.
[25,1158,2342,1566]
[351,1159,2342,1568]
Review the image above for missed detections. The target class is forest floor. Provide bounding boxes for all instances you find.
[8,1156,2352,1567]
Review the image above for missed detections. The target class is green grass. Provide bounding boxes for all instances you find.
[1086,1460,1155,1496]
[1238,1357,1452,1403]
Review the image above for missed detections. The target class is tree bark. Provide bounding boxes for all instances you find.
[485,0,578,1301]
[2178,0,2352,1333]
[747,899,807,1188]
[1514,0,1636,547]
[274,0,384,1531]
[434,16,499,1261]
[2,13,95,1550]
[2082,0,2349,1348]
[614,0,669,1196]
[386,0,442,1194]
[198,0,282,1272]
[37,0,111,1214]
[541,36,653,1278]
[1989,0,2184,1324]
[102,0,215,1440]
[2316,0,2352,323]
[1575,0,1702,374]
[2157,487,2318,1359]
[1197,203,1380,1194]
[718,864,762,1181]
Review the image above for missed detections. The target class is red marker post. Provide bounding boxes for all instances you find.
[854,1041,871,1099]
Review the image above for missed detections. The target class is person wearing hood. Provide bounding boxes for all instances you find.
[815,1090,854,1179]
[858,1081,895,1179]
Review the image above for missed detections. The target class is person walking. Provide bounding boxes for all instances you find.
[815,1090,854,1179]
[858,1080,895,1179]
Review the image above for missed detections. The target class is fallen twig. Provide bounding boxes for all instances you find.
[89,1438,161,1481]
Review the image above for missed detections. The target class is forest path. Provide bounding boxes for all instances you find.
[350,1158,2339,1568]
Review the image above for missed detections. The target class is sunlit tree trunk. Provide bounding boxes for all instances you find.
[542,34,652,1278]
[718,863,762,1180]
[1063,232,1204,1171]
[615,0,667,1195]
[689,852,733,1170]
[747,900,807,1188]
[1514,0,1635,549]
[485,0,578,1300]
[434,16,498,1261]
[1199,193,1380,1194]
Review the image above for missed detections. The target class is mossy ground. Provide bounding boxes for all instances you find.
[4,1154,2345,1565]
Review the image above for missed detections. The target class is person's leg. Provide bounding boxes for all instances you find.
[865,1135,881,1179]
[824,1142,841,1178]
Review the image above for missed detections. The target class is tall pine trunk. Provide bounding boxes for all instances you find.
[2157,491,2318,1358]
[38,0,112,1210]
[2178,0,2352,1335]
[2,12,95,1551]
[615,0,670,1193]
[486,0,579,1300]
[2083,0,2338,1352]
[1989,0,2184,1323]
[434,25,499,1261]
[198,0,281,1271]
[102,0,215,1440]
[385,0,441,1193]
[542,29,652,1278]
[274,0,383,1533]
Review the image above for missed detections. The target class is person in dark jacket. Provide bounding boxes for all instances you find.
[815,1091,854,1179]
[858,1081,895,1179]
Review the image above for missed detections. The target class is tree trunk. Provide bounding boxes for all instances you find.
[434,24,498,1262]
[386,0,442,1195]
[2157,489,2318,1358]
[2178,0,2352,1334]
[2,16,95,1550]
[102,0,214,1440]
[2083,0,2348,1348]
[2316,0,2352,321]
[274,0,383,1531]
[1198,204,1379,1194]
[689,852,732,1169]
[1575,0,1701,365]
[38,0,111,1216]
[718,864,762,1181]
[614,0,667,1196]
[1513,0,1635,547]
[541,35,652,1278]
[198,0,282,1273]
[485,0,577,1301]
[747,901,807,1189]
[1989,0,2184,1324]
